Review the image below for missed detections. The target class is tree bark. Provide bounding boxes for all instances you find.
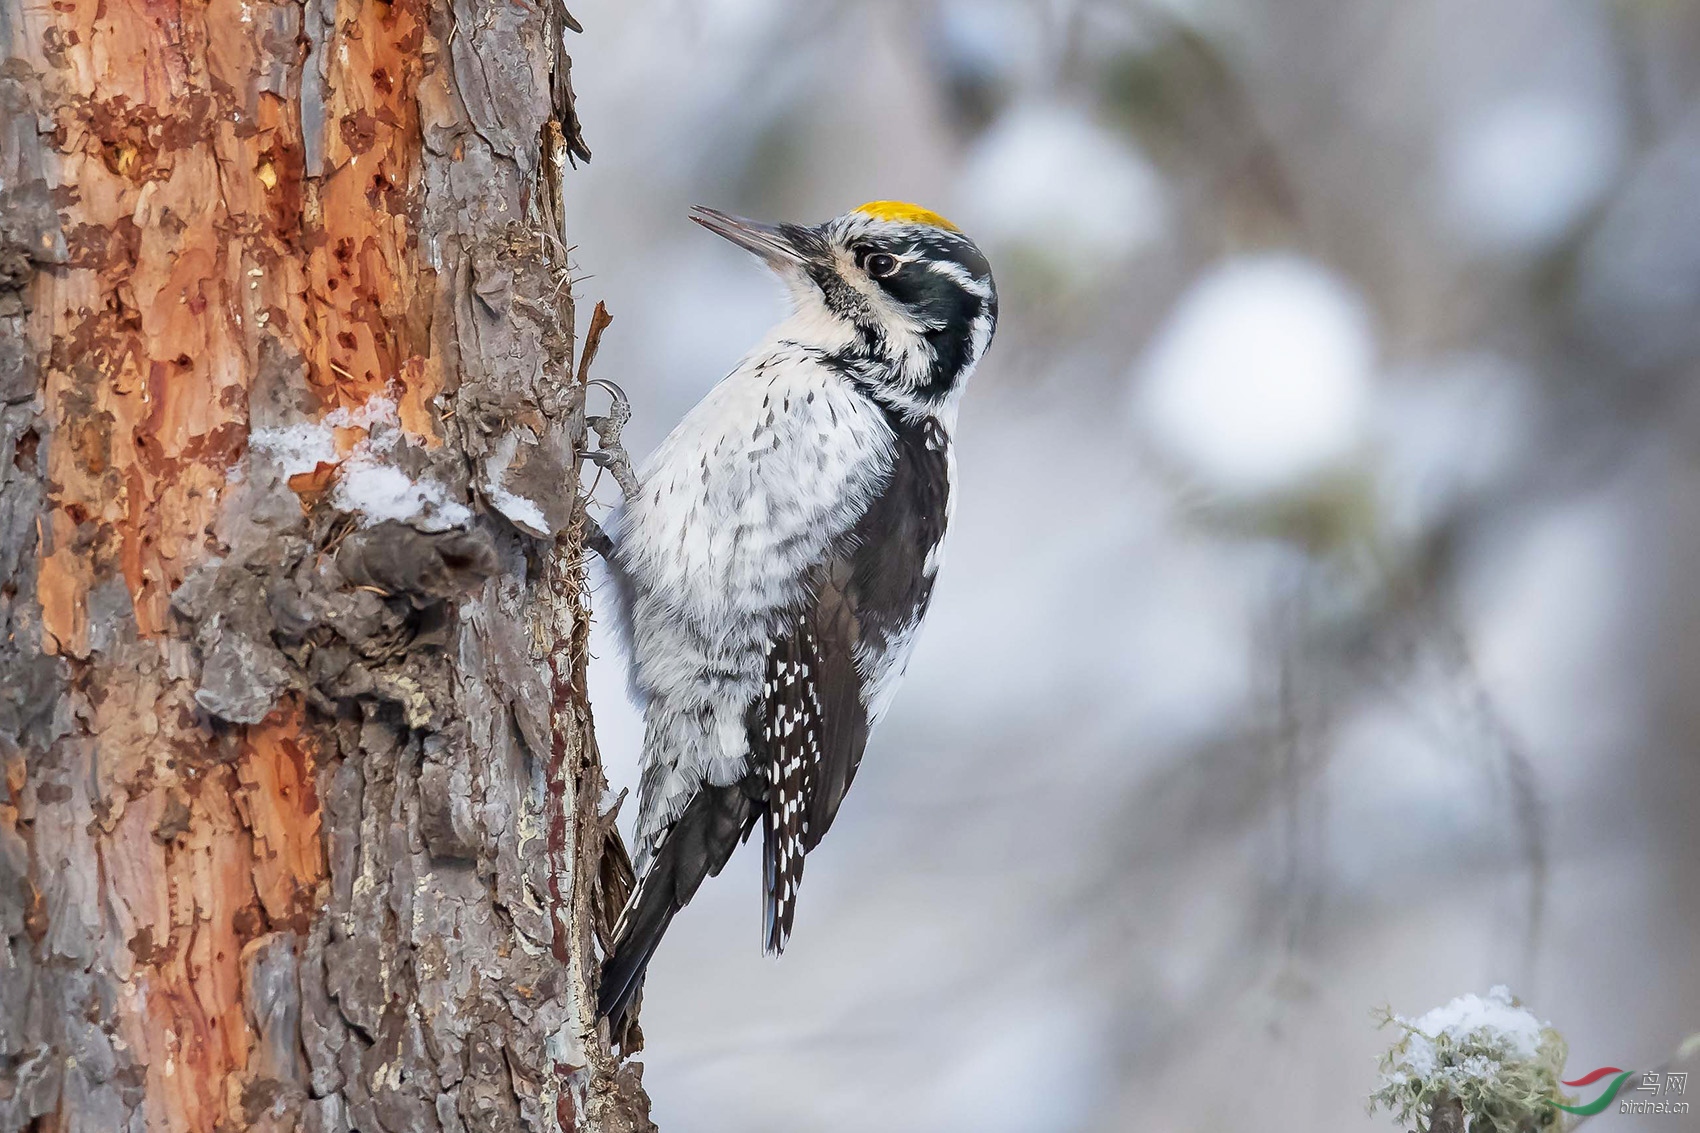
[0,0,649,1127]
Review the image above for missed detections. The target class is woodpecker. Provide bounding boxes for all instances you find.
[596,201,997,1030]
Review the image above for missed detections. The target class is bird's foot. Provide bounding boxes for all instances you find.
[581,378,641,504]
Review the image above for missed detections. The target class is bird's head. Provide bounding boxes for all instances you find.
[691,201,998,418]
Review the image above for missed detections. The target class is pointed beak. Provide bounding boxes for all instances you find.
[689,205,809,270]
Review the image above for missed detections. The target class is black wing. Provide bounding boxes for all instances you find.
[750,416,951,953]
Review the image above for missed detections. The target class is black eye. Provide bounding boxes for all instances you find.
[864,252,899,278]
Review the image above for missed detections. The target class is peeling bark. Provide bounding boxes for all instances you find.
[0,0,648,1128]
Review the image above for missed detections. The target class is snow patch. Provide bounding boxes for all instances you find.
[1399,985,1547,1070]
[246,394,471,531]
[487,488,548,534]
[1133,254,1373,497]
[958,101,1165,277]
[1439,94,1621,255]
[249,422,337,478]
[331,460,472,531]
[479,431,551,536]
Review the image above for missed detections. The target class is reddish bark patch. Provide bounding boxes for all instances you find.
[235,704,327,935]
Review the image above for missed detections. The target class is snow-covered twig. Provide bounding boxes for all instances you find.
[1370,987,1568,1133]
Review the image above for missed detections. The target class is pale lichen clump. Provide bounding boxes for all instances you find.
[1370,986,1570,1132]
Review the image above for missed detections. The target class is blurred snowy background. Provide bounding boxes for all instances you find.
[560,1,1700,1129]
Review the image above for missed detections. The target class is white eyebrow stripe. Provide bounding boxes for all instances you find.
[922,257,992,298]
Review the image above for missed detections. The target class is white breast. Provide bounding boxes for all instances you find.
[617,341,894,631]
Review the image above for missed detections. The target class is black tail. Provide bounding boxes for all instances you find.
[598,780,758,1032]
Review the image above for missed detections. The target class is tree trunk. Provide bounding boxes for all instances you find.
[0,0,650,1127]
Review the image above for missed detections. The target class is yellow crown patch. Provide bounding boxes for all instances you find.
[853,200,960,231]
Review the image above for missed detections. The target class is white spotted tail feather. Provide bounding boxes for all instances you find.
[759,625,825,953]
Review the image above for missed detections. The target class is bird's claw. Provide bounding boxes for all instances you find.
[580,378,641,504]
[587,378,629,413]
